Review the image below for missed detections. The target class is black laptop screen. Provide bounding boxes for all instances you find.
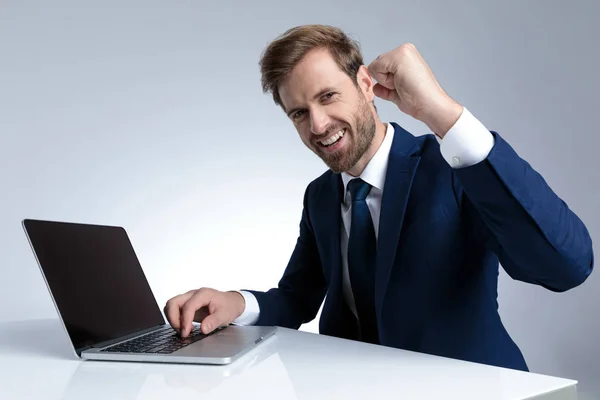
[23,219,165,351]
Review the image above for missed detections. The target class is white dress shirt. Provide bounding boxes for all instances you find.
[232,106,494,325]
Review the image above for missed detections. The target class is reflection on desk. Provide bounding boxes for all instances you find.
[0,319,578,400]
[61,334,292,399]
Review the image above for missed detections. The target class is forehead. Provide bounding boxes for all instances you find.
[279,48,350,109]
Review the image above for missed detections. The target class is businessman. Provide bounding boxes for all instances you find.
[164,25,594,371]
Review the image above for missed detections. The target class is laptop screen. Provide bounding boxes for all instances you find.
[23,219,165,351]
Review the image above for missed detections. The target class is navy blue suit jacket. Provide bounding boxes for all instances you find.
[246,124,594,371]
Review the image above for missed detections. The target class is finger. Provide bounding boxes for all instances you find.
[164,291,195,332]
[373,83,399,103]
[180,290,212,337]
[200,310,227,334]
[368,57,396,90]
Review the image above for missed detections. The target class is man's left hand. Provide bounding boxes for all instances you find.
[368,43,463,138]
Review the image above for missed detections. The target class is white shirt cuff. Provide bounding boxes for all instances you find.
[230,290,260,326]
[439,107,494,168]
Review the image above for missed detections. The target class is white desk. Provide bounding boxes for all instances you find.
[0,319,577,400]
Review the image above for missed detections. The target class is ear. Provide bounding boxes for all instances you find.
[356,65,375,102]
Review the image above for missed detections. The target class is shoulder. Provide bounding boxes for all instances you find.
[387,122,442,160]
[393,129,464,205]
[417,132,443,158]
[304,169,337,200]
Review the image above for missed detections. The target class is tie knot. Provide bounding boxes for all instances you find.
[348,178,372,202]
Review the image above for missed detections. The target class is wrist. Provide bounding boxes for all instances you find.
[421,96,463,138]
[227,290,246,317]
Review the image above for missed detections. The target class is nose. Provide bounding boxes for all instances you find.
[309,108,331,136]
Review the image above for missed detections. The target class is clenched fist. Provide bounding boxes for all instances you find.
[164,288,246,337]
[368,43,463,138]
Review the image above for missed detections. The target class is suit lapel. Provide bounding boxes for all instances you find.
[315,123,422,328]
[374,123,421,318]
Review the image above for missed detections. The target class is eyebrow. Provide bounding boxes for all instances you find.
[286,87,337,117]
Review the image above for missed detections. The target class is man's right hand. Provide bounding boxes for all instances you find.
[163,288,246,337]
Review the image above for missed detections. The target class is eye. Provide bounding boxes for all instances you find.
[292,110,306,120]
[322,92,335,101]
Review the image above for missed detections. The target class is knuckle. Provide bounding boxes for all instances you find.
[399,42,415,54]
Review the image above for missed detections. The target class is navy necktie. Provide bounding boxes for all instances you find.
[347,178,379,344]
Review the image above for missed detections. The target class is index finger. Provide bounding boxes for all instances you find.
[180,290,212,337]
[367,56,395,90]
[164,291,195,332]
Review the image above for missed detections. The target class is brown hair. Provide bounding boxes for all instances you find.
[259,24,364,110]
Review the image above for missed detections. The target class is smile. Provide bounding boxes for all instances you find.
[319,129,346,147]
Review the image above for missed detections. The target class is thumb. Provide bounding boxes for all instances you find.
[200,310,227,334]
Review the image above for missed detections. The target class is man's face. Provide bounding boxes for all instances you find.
[278,48,377,173]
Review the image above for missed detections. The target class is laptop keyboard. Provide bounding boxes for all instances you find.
[100,325,222,354]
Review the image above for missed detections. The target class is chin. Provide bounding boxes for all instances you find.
[325,158,351,174]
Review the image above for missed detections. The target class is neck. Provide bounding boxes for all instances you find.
[346,120,387,177]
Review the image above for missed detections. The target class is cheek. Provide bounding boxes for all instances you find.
[332,106,356,127]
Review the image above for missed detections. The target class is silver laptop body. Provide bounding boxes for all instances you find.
[22,219,276,365]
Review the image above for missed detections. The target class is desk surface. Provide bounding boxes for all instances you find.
[0,319,577,400]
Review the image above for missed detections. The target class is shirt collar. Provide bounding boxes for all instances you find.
[341,122,395,195]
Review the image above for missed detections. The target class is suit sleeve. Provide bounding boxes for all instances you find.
[243,184,328,328]
[452,131,593,292]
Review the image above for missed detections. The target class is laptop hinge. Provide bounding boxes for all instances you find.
[77,324,166,353]
[75,345,92,357]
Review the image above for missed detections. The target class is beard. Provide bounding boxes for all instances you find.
[317,95,376,174]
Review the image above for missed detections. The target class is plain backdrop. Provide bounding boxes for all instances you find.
[1,0,598,398]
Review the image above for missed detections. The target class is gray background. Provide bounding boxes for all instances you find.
[1,0,598,398]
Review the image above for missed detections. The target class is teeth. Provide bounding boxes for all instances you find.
[321,129,345,146]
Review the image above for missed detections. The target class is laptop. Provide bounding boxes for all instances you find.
[22,218,277,365]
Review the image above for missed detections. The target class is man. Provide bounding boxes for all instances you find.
[164,25,593,371]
